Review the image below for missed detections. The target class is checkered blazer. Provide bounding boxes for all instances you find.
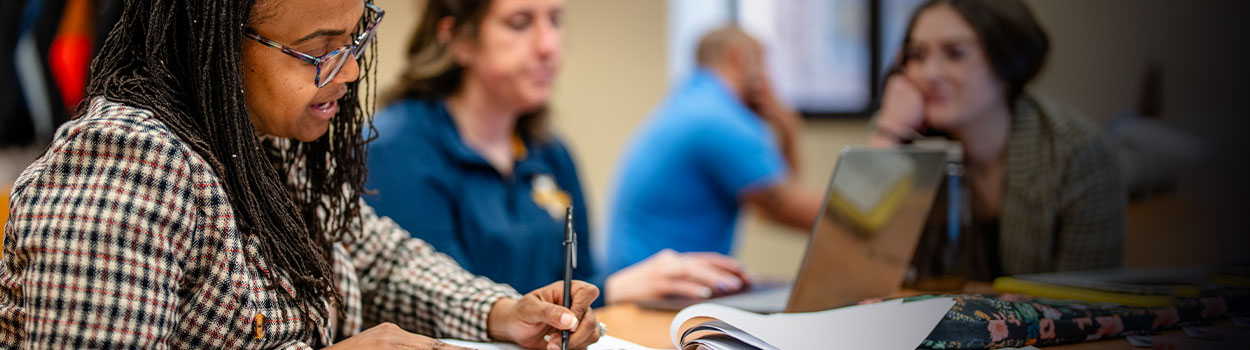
[0,98,521,348]
[997,95,1125,274]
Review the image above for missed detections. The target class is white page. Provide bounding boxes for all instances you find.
[669,297,955,349]
[440,334,659,350]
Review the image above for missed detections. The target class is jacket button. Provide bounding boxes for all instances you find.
[254,314,265,339]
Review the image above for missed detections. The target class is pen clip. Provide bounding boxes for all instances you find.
[565,206,577,269]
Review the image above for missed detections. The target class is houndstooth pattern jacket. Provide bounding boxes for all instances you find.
[995,95,1125,275]
[0,98,521,348]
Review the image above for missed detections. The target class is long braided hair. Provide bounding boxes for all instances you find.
[80,0,377,335]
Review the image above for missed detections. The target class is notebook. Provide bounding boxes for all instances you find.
[992,266,1211,307]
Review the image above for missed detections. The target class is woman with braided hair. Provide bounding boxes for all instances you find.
[0,0,600,348]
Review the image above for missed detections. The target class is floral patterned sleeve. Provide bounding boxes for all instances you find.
[342,200,521,341]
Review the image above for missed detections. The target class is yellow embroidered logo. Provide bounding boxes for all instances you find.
[531,174,571,220]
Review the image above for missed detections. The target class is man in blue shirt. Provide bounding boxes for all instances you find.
[608,27,824,274]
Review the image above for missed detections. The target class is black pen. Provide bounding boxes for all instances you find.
[561,206,576,350]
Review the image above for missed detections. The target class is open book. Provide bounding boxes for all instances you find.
[442,297,954,350]
[669,298,954,349]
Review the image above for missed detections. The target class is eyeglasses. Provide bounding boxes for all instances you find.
[244,2,385,88]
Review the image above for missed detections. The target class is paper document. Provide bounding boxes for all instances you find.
[669,297,955,349]
[440,334,658,350]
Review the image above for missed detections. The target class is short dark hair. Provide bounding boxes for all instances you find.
[900,0,1050,104]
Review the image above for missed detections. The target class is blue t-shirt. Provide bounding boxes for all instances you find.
[364,99,601,304]
[606,69,788,273]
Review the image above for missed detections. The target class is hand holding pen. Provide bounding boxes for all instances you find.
[486,281,600,350]
[484,206,602,350]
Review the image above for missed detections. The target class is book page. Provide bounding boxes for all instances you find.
[669,297,954,349]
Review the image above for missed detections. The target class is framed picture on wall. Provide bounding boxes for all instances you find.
[668,0,927,118]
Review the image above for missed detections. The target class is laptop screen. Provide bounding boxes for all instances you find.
[786,147,948,313]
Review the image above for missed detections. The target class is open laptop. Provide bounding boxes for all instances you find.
[637,147,948,313]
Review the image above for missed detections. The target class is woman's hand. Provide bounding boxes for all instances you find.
[871,74,927,147]
[605,249,751,304]
[326,323,472,350]
[487,281,601,350]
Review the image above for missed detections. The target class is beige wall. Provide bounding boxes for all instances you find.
[547,0,670,239]
[373,0,420,99]
[1024,0,1248,128]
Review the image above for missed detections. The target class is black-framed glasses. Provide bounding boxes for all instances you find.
[244,2,385,88]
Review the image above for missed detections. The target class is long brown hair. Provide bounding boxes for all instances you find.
[384,0,547,140]
[82,0,377,335]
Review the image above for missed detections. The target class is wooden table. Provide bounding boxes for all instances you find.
[594,284,1250,349]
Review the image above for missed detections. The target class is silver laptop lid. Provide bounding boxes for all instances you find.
[786,147,948,313]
